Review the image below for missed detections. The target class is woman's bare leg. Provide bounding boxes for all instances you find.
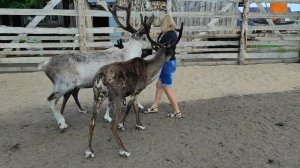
[150,80,164,108]
[163,86,180,113]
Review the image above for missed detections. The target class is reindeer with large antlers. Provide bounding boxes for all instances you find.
[41,0,154,131]
[85,20,184,158]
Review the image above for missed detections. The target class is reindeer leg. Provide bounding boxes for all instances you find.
[72,88,87,113]
[48,92,68,131]
[111,97,130,157]
[85,96,104,158]
[106,98,128,125]
[60,93,71,114]
[133,95,145,130]
[117,99,133,131]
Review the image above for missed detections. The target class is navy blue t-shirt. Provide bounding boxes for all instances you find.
[157,31,177,60]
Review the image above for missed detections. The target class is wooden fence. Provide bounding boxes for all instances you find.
[0,0,299,72]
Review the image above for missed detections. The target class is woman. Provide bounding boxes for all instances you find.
[144,15,182,118]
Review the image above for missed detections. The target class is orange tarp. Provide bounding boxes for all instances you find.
[270,3,288,22]
[270,3,288,13]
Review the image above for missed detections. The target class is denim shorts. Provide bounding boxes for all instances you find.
[159,59,177,87]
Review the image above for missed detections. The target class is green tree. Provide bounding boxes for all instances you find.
[0,0,50,8]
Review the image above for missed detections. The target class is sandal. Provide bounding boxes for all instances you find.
[167,111,182,118]
[144,107,159,113]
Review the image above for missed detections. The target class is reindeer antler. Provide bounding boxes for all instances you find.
[169,22,184,49]
[135,14,154,35]
[108,0,137,34]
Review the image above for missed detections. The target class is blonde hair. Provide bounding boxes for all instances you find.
[160,15,177,33]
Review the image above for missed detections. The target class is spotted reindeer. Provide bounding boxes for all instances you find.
[85,20,184,158]
[40,1,154,131]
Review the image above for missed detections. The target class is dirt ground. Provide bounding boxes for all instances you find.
[0,63,300,168]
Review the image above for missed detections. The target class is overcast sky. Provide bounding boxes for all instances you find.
[287,4,299,11]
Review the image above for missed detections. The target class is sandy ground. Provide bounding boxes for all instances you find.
[0,63,300,168]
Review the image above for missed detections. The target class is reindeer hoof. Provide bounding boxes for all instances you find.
[119,150,130,157]
[85,151,95,158]
[104,116,112,123]
[117,123,125,131]
[58,122,68,131]
[136,124,145,130]
[138,104,144,111]
[79,109,87,113]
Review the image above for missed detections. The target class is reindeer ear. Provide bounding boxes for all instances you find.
[140,14,143,24]
[114,39,124,49]
[119,39,124,48]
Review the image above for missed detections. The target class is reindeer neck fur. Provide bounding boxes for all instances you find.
[123,38,143,60]
[144,48,169,85]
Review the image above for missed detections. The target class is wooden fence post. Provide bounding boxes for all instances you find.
[238,0,249,65]
[77,0,87,52]
[166,0,172,14]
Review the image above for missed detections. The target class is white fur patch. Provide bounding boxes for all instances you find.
[119,150,130,157]
[118,123,125,131]
[85,151,95,158]
[137,102,144,110]
[136,124,145,130]
[124,39,143,59]
[49,100,68,130]
[77,62,105,86]
[95,78,105,88]
[104,105,112,122]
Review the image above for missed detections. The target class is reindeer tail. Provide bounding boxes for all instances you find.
[37,60,49,71]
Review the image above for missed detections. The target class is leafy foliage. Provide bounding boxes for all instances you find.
[0,0,50,8]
